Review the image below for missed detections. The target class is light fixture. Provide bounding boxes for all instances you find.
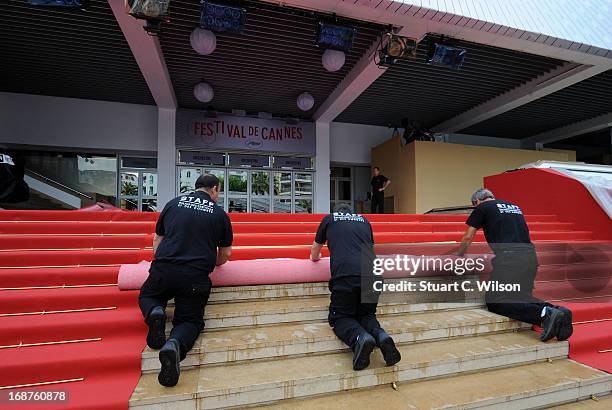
[190,27,216,55]
[428,43,466,69]
[199,1,247,33]
[377,32,418,68]
[316,22,356,52]
[28,0,89,8]
[297,92,314,111]
[322,49,345,72]
[194,82,214,103]
[258,112,272,119]
[125,0,171,35]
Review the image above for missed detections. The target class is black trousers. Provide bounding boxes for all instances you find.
[328,276,384,349]
[139,261,212,361]
[371,193,384,214]
[485,248,550,326]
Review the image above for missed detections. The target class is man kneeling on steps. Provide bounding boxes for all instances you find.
[310,203,401,370]
[139,174,233,387]
[455,188,573,343]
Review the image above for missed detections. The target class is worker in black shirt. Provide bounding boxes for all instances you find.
[455,188,572,342]
[139,174,233,387]
[310,203,401,370]
[370,166,390,214]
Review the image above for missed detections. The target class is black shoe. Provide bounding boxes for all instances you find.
[554,305,573,341]
[146,306,167,350]
[540,307,564,342]
[158,339,181,387]
[376,331,401,366]
[352,333,376,371]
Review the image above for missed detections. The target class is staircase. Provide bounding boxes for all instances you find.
[0,211,610,409]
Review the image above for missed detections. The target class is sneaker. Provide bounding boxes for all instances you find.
[158,339,181,387]
[352,333,376,371]
[540,307,564,342]
[554,305,573,341]
[146,306,167,350]
[376,331,401,366]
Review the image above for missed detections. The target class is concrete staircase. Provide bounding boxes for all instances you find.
[130,281,611,409]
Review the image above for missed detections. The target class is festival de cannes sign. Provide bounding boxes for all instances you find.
[176,110,316,155]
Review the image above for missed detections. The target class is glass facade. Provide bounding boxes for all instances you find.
[177,151,314,213]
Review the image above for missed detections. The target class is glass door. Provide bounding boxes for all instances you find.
[119,168,158,212]
[273,171,292,213]
[294,172,313,213]
[204,168,225,209]
[227,170,248,212]
[330,166,353,212]
[250,170,271,212]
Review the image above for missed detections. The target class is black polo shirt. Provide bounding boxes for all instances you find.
[466,199,532,252]
[371,175,388,195]
[315,212,375,278]
[154,191,233,272]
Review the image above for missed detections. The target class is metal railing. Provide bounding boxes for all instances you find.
[25,168,94,200]
[425,205,474,214]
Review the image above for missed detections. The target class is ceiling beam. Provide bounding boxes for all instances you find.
[107,0,176,109]
[430,62,612,133]
[314,25,427,123]
[259,0,612,66]
[523,112,612,145]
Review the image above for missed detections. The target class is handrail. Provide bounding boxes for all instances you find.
[425,205,474,214]
[25,168,94,200]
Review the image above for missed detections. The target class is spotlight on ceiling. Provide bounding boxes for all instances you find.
[427,37,466,70]
[376,31,418,68]
[28,0,88,9]
[125,0,171,36]
[316,22,356,52]
[199,1,247,33]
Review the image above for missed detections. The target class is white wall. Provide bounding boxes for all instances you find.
[330,122,393,165]
[0,92,158,153]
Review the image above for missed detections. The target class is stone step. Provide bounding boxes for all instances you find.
[167,295,484,331]
[207,282,330,304]
[259,360,612,410]
[129,331,568,410]
[549,394,612,409]
[144,307,528,371]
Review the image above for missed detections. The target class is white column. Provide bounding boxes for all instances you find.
[157,108,176,209]
[314,121,331,214]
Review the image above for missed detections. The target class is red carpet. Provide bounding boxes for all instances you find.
[0,210,610,410]
[0,211,156,410]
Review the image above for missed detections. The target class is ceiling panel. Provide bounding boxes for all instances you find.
[161,0,385,118]
[0,0,155,105]
[336,36,565,129]
[459,70,612,138]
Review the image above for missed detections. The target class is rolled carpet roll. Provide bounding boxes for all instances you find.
[118,254,493,290]
[117,258,332,290]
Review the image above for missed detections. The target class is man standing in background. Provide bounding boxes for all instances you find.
[370,166,390,214]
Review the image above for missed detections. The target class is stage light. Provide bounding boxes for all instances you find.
[428,43,466,69]
[376,32,418,68]
[125,0,171,35]
[316,22,356,52]
[126,0,170,19]
[199,1,247,33]
[28,0,88,8]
